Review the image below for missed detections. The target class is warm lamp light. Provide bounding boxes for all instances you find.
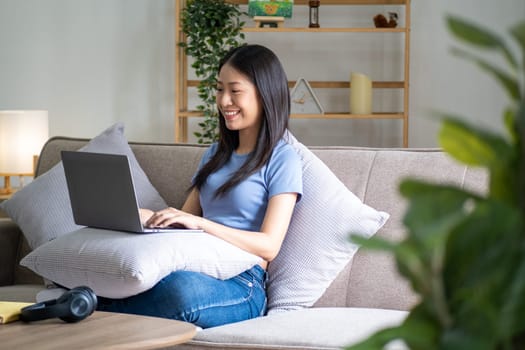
[0,110,49,194]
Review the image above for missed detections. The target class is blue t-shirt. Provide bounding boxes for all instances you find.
[195,140,302,232]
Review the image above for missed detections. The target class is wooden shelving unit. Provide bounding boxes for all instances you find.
[175,0,411,146]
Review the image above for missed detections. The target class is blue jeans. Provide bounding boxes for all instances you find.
[96,265,267,329]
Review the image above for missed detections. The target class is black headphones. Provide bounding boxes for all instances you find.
[20,286,98,323]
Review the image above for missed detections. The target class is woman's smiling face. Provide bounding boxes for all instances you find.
[216,63,263,135]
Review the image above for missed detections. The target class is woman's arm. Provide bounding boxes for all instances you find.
[146,191,298,262]
[181,188,202,216]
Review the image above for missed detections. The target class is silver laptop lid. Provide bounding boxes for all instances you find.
[61,151,146,233]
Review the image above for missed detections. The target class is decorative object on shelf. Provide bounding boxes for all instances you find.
[290,78,324,114]
[248,0,293,18]
[178,0,245,144]
[0,110,48,194]
[373,12,398,28]
[350,73,372,114]
[308,0,320,28]
[253,15,285,28]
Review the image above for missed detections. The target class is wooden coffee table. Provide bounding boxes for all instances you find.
[0,311,197,349]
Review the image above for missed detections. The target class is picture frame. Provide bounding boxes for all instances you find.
[248,1,293,18]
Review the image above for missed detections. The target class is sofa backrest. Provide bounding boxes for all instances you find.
[19,138,487,311]
[312,147,487,310]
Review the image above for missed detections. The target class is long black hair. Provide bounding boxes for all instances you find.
[192,44,291,197]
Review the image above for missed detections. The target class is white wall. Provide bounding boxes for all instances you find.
[0,0,523,148]
[409,0,524,147]
[0,0,175,143]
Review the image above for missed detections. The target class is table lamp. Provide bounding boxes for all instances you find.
[0,110,49,195]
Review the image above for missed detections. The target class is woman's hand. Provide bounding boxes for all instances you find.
[139,208,154,225]
[145,207,202,230]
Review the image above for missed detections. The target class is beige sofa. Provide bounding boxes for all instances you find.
[0,136,487,349]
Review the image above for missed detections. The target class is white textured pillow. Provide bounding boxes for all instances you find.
[266,133,389,313]
[21,227,262,298]
[0,123,167,249]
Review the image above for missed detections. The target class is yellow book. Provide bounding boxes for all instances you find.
[0,301,33,324]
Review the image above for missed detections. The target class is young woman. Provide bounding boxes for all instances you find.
[97,44,303,328]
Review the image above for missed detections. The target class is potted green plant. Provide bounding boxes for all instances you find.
[347,15,525,350]
[179,0,246,144]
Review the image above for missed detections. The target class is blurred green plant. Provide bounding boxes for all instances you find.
[347,15,525,350]
[179,0,246,144]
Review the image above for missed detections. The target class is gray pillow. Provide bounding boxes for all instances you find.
[0,123,167,249]
[266,132,389,313]
[21,227,262,298]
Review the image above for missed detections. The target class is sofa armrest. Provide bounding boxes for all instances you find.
[0,219,23,286]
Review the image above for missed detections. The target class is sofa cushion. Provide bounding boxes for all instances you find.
[0,123,167,249]
[181,308,408,350]
[266,133,389,313]
[20,227,262,298]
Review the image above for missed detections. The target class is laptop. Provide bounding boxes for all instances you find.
[61,150,203,234]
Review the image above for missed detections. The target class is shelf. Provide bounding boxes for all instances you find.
[292,113,405,119]
[174,27,406,35]
[242,27,407,33]
[176,0,411,146]
[177,25,407,33]
[185,80,405,89]
[177,111,404,120]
